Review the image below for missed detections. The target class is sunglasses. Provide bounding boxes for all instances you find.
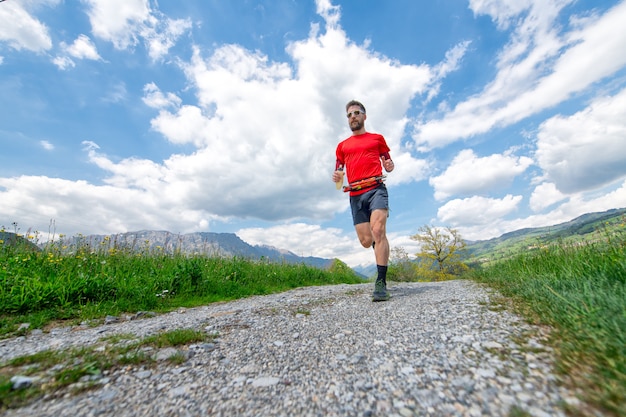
[346,110,364,118]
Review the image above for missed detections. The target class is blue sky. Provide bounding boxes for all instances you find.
[1,0,625,268]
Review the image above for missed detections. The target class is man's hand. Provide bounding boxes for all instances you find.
[332,170,343,183]
[382,156,394,172]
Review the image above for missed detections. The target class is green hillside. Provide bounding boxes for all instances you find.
[0,232,40,252]
[465,207,626,265]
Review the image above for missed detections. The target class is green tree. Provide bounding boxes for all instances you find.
[328,258,356,277]
[411,225,468,280]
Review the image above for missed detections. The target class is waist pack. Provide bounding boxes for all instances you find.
[343,175,386,192]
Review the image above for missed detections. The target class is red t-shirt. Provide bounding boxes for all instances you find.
[336,132,390,196]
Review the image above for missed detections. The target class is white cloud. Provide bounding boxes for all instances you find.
[83,0,191,60]
[40,140,54,151]
[430,149,533,201]
[434,41,472,79]
[237,223,422,268]
[427,40,472,101]
[65,34,101,60]
[468,0,525,28]
[535,87,626,193]
[0,1,53,52]
[387,233,422,260]
[468,0,571,30]
[413,0,626,150]
[142,83,182,109]
[83,0,150,49]
[529,182,567,212]
[437,194,523,226]
[315,0,341,29]
[0,175,214,236]
[54,34,101,69]
[238,223,354,260]
[387,152,431,188]
[52,55,75,70]
[141,13,192,61]
[459,179,626,241]
[149,105,210,147]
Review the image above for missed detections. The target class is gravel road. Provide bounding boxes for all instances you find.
[1,280,587,417]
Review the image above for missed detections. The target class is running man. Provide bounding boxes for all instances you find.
[332,100,395,301]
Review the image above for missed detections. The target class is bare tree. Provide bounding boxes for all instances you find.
[411,225,468,279]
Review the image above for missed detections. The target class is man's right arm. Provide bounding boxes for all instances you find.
[332,159,344,183]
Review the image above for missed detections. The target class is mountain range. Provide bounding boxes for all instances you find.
[2,208,624,276]
[464,207,626,264]
[355,207,626,276]
[56,230,335,270]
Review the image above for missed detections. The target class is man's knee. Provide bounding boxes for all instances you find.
[357,231,373,248]
[355,224,373,248]
[359,236,373,248]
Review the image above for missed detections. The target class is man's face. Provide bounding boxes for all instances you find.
[346,105,365,132]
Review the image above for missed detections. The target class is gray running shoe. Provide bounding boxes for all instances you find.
[372,278,390,302]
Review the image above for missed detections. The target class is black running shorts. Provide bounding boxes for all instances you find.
[349,184,389,225]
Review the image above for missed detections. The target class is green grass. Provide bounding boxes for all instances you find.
[0,328,217,410]
[0,237,362,337]
[469,228,626,416]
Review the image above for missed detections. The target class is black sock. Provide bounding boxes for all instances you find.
[377,265,388,283]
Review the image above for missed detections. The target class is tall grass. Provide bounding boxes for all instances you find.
[470,228,626,416]
[0,235,362,337]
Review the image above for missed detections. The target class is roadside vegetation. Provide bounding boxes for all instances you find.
[470,222,626,417]
[0,230,362,338]
[386,217,626,416]
[387,225,468,282]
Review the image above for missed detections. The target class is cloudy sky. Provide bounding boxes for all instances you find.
[1,0,625,268]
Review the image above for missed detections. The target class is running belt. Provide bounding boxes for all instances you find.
[343,175,386,192]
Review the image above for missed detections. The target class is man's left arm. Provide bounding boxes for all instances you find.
[381,151,394,172]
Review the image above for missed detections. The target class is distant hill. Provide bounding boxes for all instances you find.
[465,207,626,264]
[0,232,40,252]
[353,264,377,279]
[53,230,335,270]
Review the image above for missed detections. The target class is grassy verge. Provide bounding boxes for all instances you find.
[469,230,626,416]
[0,239,362,338]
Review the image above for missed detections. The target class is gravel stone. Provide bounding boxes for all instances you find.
[10,376,34,390]
[0,280,589,416]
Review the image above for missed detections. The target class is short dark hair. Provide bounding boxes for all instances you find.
[345,100,366,114]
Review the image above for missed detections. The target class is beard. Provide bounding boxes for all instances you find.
[350,120,363,131]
